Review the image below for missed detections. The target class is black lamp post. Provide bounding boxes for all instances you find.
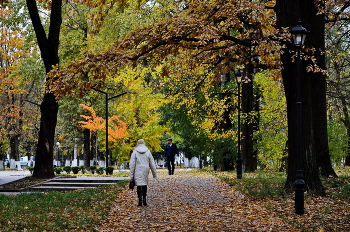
[234,70,243,179]
[92,88,127,167]
[291,20,307,215]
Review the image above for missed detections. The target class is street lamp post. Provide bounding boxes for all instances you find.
[234,70,243,179]
[291,20,307,215]
[92,88,127,167]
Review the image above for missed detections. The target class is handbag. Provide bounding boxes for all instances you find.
[129,179,135,190]
[129,154,137,190]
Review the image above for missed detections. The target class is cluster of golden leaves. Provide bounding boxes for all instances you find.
[48,0,286,98]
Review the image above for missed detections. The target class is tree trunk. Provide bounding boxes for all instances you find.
[83,128,91,167]
[345,127,350,166]
[0,142,5,163]
[339,95,350,166]
[218,94,235,171]
[218,151,235,171]
[214,70,235,171]
[9,134,19,161]
[27,0,62,178]
[241,72,256,172]
[7,95,22,162]
[91,131,97,163]
[33,93,58,177]
[309,5,337,178]
[275,0,326,195]
[252,85,261,171]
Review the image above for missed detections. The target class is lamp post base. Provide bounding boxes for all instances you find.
[294,170,305,215]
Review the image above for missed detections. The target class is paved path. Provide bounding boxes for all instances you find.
[0,170,30,185]
[0,170,31,195]
[0,170,130,195]
[98,170,295,231]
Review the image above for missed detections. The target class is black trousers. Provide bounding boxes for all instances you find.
[166,156,175,174]
[137,186,147,199]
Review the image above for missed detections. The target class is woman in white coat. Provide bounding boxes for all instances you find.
[129,139,157,206]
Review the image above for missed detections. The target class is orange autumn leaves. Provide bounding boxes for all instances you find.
[78,104,128,144]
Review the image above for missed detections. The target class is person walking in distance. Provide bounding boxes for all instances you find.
[129,139,157,206]
[164,138,179,175]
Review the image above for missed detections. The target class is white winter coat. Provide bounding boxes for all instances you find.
[129,144,157,186]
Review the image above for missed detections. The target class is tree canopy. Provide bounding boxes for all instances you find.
[48,0,284,97]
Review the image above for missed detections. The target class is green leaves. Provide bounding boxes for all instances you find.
[254,71,287,170]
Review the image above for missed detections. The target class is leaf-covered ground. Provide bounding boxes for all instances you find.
[212,169,350,231]
[1,168,348,231]
[98,169,302,231]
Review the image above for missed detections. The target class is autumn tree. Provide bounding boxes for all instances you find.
[111,69,168,162]
[75,65,168,165]
[78,104,128,150]
[25,0,147,177]
[0,2,39,164]
[0,22,24,162]
[325,17,350,166]
[56,0,155,167]
[25,0,63,178]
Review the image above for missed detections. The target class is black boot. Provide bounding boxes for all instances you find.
[142,185,147,206]
[137,186,142,206]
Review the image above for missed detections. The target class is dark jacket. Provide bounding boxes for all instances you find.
[164,143,179,157]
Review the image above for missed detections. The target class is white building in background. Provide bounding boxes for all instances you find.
[155,158,165,168]
[184,157,200,168]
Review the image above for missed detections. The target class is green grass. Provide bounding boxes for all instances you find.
[0,180,128,231]
[205,167,350,200]
[322,176,350,200]
[205,169,287,199]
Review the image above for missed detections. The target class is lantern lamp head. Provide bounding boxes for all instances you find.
[235,69,244,83]
[290,20,307,47]
[291,20,307,47]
